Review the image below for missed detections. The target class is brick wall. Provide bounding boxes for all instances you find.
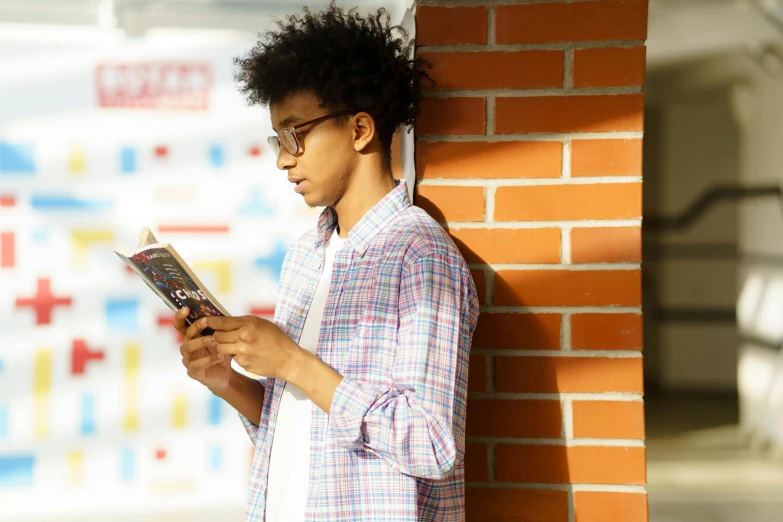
[414,1,648,521]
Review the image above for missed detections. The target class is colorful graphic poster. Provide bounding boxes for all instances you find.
[0,25,323,521]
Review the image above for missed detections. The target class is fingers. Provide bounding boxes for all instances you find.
[204,315,247,332]
[212,330,240,344]
[186,351,225,377]
[179,334,213,363]
[183,316,211,343]
[173,307,190,336]
[214,341,241,356]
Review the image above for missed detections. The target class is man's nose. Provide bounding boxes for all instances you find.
[276,148,296,170]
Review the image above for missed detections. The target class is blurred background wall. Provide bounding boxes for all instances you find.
[643,1,783,520]
[643,0,783,424]
[0,1,405,520]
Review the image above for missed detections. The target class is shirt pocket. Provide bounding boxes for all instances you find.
[339,257,400,382]
[274,291,310,340]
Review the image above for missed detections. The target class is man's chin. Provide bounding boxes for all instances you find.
[302,193,322,208]
[302,191,334,209]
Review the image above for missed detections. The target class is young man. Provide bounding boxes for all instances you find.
[174,5,479,521]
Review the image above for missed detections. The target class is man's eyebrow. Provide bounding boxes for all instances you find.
[273,115,303,132]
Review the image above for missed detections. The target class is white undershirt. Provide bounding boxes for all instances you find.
[265,228,346,522]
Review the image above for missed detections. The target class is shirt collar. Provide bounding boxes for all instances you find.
[314,179,411,256]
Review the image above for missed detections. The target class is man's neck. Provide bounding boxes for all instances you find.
[332,170,397,239]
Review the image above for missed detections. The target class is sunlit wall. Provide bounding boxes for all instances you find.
[736,47,783,449]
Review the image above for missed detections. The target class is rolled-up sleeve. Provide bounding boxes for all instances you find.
[237,302,286,446]
[240,410,262,444]
[329,249,477,480]
[237,377,270,445]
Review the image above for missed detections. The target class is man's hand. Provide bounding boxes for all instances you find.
[174,307,232,393]
[205,315,301,381]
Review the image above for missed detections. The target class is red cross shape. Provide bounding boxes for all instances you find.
[158,313,183,343]
[71,339,105,375]
[15,278,73,325]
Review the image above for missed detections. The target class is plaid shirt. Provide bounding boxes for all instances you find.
[239,180,479,521]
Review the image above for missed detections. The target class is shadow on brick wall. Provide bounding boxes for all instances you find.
[416,202,575,521]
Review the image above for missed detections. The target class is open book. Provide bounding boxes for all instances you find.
[114,226,261,380]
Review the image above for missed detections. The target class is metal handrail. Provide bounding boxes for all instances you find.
[644,185,783,231]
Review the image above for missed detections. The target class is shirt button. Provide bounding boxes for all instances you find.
[296,310,302,317]
[317,262,322,270]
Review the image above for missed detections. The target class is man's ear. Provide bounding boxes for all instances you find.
[352,112,376,153]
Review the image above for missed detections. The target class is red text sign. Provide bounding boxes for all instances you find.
[96,62,212,110]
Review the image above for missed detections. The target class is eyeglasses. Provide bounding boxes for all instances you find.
[267,111,356,157]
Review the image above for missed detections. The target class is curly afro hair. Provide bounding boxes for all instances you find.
[233,3,433,169]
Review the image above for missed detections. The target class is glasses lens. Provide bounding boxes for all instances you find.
[267,136,281,156]
[280,129,298,155]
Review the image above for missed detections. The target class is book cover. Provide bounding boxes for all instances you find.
[115,227,261,380]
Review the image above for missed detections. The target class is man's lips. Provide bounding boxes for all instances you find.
[289,177,306,194]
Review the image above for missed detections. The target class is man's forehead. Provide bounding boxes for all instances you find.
[272,113,303,130]
[270,92,324,129]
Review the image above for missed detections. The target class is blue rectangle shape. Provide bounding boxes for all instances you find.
[106,299,139,330]
[0,143,36,174]
[0,406,8,439]
[0,455,34,487]
[209,145,224,168]
[208,394,222,426]
[121,447,133,481]
[81,394,95,435]
[210,446,221,471]
[121,147,136,174]
[30,195,110,211]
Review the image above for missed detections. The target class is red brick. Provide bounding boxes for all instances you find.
[573,47,647,88]
[493,270,641,307]
[466,488,568,522]
[574,491,648,522]
[571,314,642,351]
[464,443,489,482]
[572,400,646,439]
[421,51,563,90]
[416,185,485,222]
[468,355,487,393]
[494,184,642,221]
[495,445,646,484]
[467,399,562,438]
[495,0,648,44]
[416,6,488,46]
[495,95,644,134]
[450,228,561,264]
[417,97,486,136]
[472,313,561,350]
[417,141,562,179]
[494,356,643,393]
[571,139,643,177]
[571,227,642,263]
